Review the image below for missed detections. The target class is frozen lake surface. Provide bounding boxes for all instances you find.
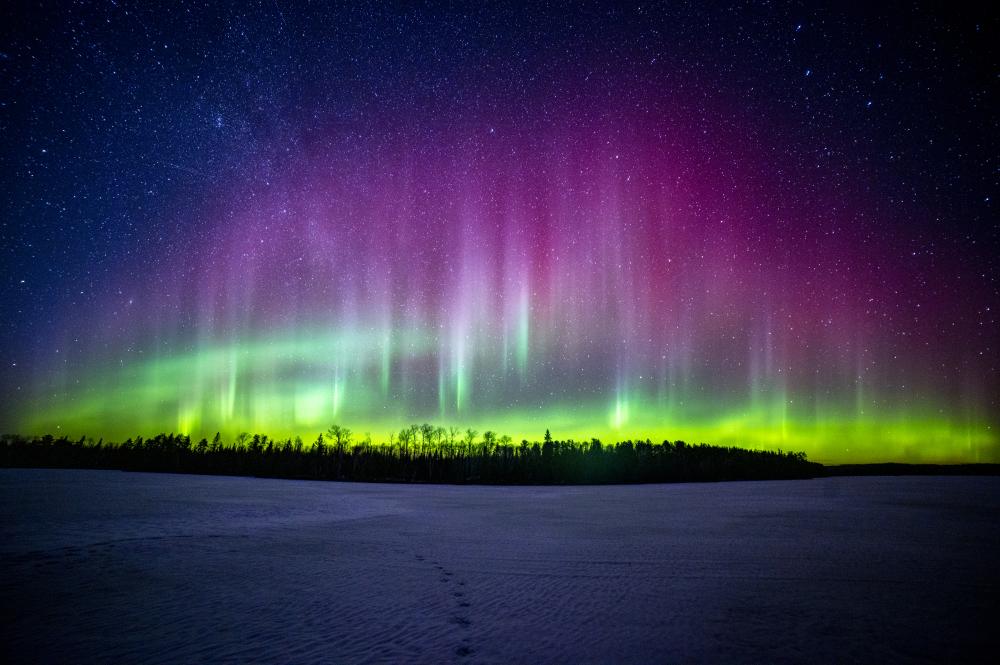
[1,470,998,663]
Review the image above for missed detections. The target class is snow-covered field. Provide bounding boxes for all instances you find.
[1,470,997,663]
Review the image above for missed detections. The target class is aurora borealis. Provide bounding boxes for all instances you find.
[1,3,996,463]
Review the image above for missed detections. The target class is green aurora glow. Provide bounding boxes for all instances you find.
[18,325,996,464]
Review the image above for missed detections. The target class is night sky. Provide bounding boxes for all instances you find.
[1,1,996,463]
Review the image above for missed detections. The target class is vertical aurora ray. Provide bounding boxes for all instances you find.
[8,51,997,465]
[516,281,530,378]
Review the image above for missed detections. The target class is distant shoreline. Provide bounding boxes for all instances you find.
[3,432,998,484]
[3,464,998,485]
[824,462,1000,477]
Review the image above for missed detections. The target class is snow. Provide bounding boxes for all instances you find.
[1,470,998,663]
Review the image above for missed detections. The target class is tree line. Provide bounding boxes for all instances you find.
[0,425,822,484]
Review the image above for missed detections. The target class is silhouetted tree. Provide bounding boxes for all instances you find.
[0,429,825,485]
[327,424,352,450]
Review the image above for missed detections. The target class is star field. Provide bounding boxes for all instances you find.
[0,2,996,462]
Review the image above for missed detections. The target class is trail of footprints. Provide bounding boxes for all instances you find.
[415,554,474,658]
